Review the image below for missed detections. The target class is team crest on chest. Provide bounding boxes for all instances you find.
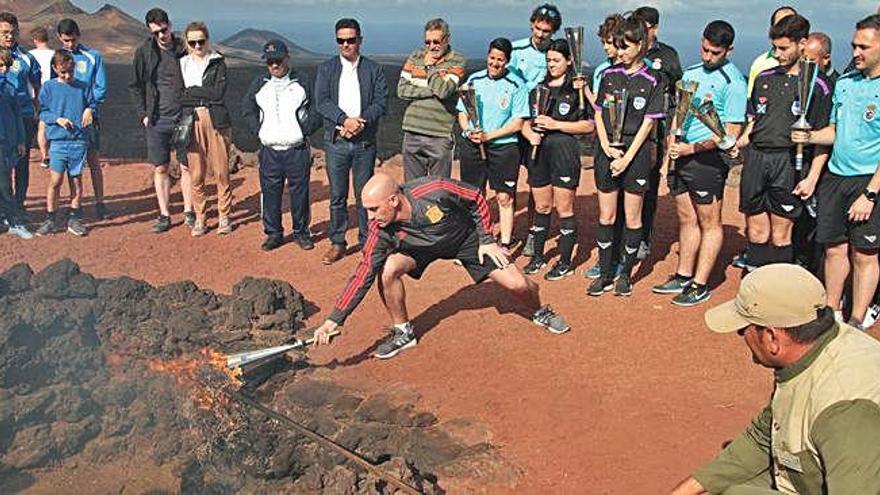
[652,58,662,70]
[791,100,801,116]
[757,96,768,114]
[498,94,509,110]
[11,59,20,72]
[425,205,444,224]
[866,103,877,122]
[76,60,88,75]
[559,101,571,116]
[633,96,646,110]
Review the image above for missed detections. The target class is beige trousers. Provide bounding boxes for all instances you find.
[186,107,232,222]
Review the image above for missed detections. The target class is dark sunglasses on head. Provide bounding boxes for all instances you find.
[187,39,206,48]
[336,37,358,45]
[152,26,170,37]
[537,7,560,18]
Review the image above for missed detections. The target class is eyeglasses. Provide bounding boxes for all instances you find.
[336,37,358,46]
[151,26,170,37]
[537,7,560,19]
[187,39,206,48]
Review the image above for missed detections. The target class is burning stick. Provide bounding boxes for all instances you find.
[459,83,487,160]
[225,331,341,370]
[530,84,553,160]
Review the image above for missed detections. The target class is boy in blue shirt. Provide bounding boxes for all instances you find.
[36,50,94,237]
[0,48,32,239]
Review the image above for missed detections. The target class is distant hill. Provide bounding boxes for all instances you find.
[220,28,323,62]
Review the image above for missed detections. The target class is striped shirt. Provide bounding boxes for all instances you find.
[397,48,466,137]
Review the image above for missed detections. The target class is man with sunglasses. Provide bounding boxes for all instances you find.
[398,18,466,182]
[129,7,189,234]
[315,18,388,265]
[0,12,41,218]
[242,40,320,252]
[671,264,880,495]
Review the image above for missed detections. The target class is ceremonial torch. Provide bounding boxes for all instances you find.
[531,84,553,160]
[692,99,736,152]
[564,26,585,110]
[459,83,486,160]
[667,80,699,172]
[792,57,819,173]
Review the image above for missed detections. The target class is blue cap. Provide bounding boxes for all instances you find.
[262,40,289,60]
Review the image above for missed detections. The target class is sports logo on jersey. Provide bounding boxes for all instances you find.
[633,96,646,110]
[11,59,21,73]
[865,103,877,123]
[652,58,662,70]
[757,96,768,115]
[791,100,800,116]
[559,102,571,116]
[76,60,88,75]
[425,205,444,224]
[499,94,510,110]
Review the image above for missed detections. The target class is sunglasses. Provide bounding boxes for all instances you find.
[424,38,446,46]
[336,37,359,46]
[187,39,206,48]
[151,26,170,37]
[537,7,560,18]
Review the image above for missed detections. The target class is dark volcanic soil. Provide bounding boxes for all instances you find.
[0,260,516,494]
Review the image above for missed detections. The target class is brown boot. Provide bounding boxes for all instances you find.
[322,244,346,265]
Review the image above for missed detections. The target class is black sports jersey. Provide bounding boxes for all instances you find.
[645,40,683,106]
[328,177,493,325]
[747,66,833,150]
[596,64,665,137]
[532,76,594,145]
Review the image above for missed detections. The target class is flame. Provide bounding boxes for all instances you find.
[145,348,243,410]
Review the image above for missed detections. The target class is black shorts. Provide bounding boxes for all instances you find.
[406,229,501,283]
[517,134,531,168]
[739,146,802,219]
[528,134,580,189]
[146,116,177,166]
[459,141,519,195]
[816,172,880,250]
[669,149,728,204]
[593,137,652,194]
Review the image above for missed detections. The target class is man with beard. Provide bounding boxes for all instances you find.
[793,14,880,329]
[632,6,682,261]
[670,264,880,495]
[510,3,561,257]
[654,20,746,307]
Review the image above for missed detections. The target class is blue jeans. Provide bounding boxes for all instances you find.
[325,139,375,247]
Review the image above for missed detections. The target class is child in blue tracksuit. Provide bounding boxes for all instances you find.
[37,50,95,237]
[0,48,30,237]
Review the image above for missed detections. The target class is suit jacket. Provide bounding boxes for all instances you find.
[314,55,388,143]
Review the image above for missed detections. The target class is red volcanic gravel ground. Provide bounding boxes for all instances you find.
[4,157,871,493]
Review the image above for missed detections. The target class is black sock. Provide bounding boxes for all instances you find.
[773,244,793,264]
[47,211,58,223]
[531,212,551,260]
[692,282,707,292]
[69,208,82,219]
[675,272,693,282]
[557,216,577,265]
[597,223,614,278]
[748,241,770,267]
[621,227,643,275]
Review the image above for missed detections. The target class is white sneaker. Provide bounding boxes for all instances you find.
[862,304,880,330]
[8,223,34,240]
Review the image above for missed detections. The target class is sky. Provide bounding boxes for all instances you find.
[74,0,880,68]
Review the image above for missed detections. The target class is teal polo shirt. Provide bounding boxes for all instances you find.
[509,37,547,90]
[828,72,880,176]
[680,61,747,144]
[457,69,529,145]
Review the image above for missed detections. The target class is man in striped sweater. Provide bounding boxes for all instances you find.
[312,173,570,359]
[397,18,466,181]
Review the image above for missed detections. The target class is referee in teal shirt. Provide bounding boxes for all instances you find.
[793,14,880,328]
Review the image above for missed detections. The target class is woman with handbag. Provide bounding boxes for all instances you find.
[179,21,233,236]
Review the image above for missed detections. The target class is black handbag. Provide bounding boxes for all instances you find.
[170,110,196,149]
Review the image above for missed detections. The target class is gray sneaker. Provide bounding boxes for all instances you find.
[217,217,232,235]
[374,327,417,359]
[671,285,711,307]
[522,232,535,257]
[183,211,196,228]
[191,221,208,237]
[36,218,59,236]
[7,223,34,240]
[152,215,171,233]
[67,217,88,236]
[532,306,570,334]
[652,275,693,294]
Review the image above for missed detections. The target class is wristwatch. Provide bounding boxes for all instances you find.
[865,189,878,203]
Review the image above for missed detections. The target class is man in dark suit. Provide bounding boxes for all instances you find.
[314,18,388,265]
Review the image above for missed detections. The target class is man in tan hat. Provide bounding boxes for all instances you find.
[671,264,880,495]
